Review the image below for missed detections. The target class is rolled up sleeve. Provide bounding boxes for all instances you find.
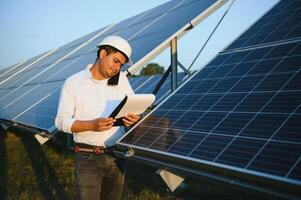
[55,79,75,134]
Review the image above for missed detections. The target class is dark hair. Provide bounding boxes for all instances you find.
[96,45,128,63]
[95,45,128,86]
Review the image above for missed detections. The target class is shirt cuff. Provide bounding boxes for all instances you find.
[63,117,75,134]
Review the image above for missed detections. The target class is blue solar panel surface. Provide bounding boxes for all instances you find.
[120,41,301,178]
[226,0,301,51]
[118,0,301,195]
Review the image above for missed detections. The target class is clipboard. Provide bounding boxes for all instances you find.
[109,94,156,126]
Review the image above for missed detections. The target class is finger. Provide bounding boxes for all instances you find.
[99,117,114,121]
[125,116,139,123]
[123,121,132,127]
[123,118,134,126]
[130,114,140,121]
[125,114,136,120]
[99,126,112,131]
[98,123,114,131]
[128,113,139,118]
[98,121,114,127]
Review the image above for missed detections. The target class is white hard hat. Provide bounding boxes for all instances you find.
[97,35,132,65]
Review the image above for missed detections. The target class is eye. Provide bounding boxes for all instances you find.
[114,58,124,67]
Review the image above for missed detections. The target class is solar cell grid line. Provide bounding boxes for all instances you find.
[245,102,301,169]
[286,152,301,178]
[184,41,300,154]
[206,45,301,160]
[129,76,151,90]
[135,75,162,93]
[128,77,141,88]
[274,113,301,143]
[133,76,157,92]
[0,60,26,82]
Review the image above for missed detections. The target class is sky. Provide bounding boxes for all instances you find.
[0,0,279,71]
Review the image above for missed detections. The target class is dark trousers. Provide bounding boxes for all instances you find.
[75,152,126,200]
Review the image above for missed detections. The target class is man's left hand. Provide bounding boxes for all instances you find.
[123,113,140,127]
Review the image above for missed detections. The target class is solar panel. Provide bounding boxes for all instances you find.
[226,0,301,51]
[0,30,102,117]
[14,89,61,132]
[0,0,226,135]
[116,0,301,198]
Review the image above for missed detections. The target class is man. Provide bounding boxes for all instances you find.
[55,35,140,200]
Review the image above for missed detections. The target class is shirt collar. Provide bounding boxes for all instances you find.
[84,64,107,84]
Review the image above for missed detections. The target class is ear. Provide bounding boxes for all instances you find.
[99,49,107,59]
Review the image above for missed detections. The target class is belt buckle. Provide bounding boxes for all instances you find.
[94,146,104,154]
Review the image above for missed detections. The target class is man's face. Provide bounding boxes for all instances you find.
[98,50,127,79]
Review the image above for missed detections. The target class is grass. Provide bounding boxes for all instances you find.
[0,128,272,200]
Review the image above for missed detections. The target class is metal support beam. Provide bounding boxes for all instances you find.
[170,37,178,92]
[178,61,191,76]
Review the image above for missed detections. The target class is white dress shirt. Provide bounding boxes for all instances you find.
[55,64,134,147]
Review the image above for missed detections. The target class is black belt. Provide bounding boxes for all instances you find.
[74,143,115,154]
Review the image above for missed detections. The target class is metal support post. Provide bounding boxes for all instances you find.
[170,37,178,92]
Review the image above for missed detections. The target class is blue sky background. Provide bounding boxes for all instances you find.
[0,0,278,71]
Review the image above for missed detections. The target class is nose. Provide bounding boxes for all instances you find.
[113,64,121,73]
[115,63,123,70]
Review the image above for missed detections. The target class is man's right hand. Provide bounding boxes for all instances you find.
[71,117,116,133]
[92,117,116,132]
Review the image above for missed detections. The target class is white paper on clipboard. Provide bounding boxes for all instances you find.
[109,94,155,119]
